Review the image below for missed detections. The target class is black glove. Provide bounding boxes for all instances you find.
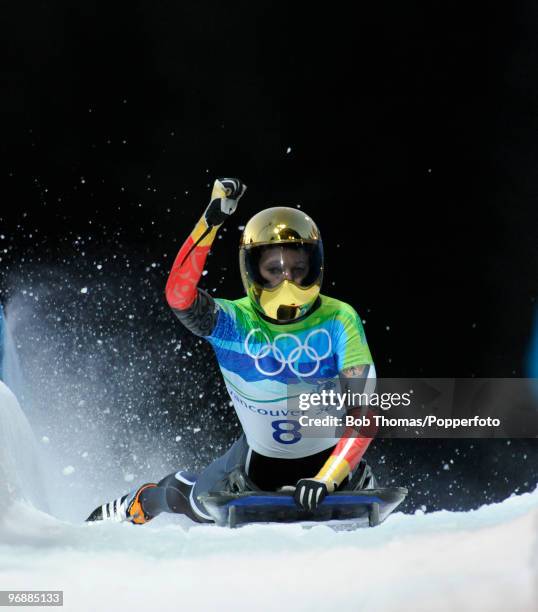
[294,478,330,511]
[204,178,247,227]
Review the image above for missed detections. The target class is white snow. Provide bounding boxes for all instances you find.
[0,481,537,610]
[0,382,48,512]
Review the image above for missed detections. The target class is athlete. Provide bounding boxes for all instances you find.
[87,178,377,525]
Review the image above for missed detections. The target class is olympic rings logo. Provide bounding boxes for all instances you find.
[244,328,332,377]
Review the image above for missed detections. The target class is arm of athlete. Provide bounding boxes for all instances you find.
[165,178,246,335]
[294,364,378,511]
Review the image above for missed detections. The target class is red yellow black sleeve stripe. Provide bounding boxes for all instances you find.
[165,217,218,310]
[315,408,378,488]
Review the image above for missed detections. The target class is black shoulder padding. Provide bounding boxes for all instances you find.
[172,289,218,337]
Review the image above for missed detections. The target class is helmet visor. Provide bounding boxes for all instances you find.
[242,242,323,290]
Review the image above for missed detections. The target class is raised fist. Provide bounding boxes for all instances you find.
[204,178,247,227]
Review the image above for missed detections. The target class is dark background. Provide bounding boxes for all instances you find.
[1,1,537,512]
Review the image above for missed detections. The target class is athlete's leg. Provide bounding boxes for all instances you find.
[138,470,204,522]
[190,435,250,520]
[86,436,250,524]
[138,435,250,522]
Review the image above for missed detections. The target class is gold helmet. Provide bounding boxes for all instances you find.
[239,207,323,322]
